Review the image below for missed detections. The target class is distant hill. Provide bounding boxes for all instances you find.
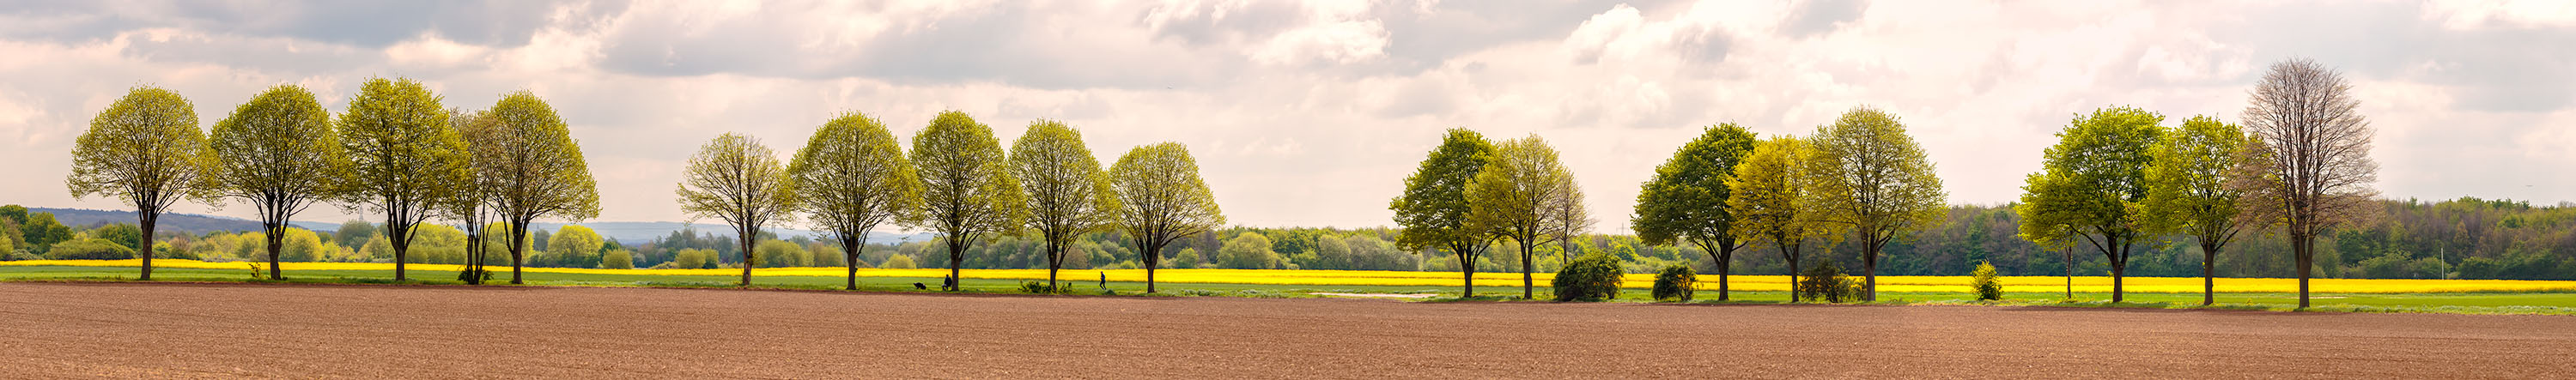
[27,208,934,244]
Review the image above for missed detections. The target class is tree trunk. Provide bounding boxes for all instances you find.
[2109,236,2126,304]
[1457,248,1476,299]
[508,222,529,285]
[1717,249,1732,302]
[947,238,965,292]
[1143,243,1160,293]
[1785,247,1801,303]
[739,228,755,287]
[2295,233,2312,309]
[2202,241,2218,306]
[267,223,284,280]
[137,210,155,281]
[1048,239,1065,292]
[1519,240,1534,300]
[1862,245,1879,302]
[845,238,863,291]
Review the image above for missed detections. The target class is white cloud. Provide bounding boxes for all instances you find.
[0,0,2571,233]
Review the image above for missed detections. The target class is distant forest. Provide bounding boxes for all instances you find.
[8,196,2569,280]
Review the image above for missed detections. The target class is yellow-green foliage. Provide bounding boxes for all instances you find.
[880,254,917,269]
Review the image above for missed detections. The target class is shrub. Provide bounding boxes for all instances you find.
[1971,261,2003,301]
[1796,261,1863,303]
[1552,253,1623,302]
[45,238,135,260]
[880,254,919,269]
[1019,280,1064,294]
[1650,264,1695,302]
[601,249,634,269]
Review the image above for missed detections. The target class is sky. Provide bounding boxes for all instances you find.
[2,0,2573,233]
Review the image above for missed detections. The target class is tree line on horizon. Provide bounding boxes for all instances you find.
[39,60,2573,305]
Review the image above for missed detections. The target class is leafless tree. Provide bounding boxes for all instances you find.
[2234,57,2380,308]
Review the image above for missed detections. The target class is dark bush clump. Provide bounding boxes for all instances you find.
[1553,253,1624,302]
[1795,261,1863,303]
[1650,264,1696,302]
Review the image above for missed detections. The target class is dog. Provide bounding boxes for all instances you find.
[912,282,927,290]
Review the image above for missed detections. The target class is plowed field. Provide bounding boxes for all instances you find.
[3,282,2569,378]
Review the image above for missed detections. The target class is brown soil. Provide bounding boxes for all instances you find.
[3,282,2570,378]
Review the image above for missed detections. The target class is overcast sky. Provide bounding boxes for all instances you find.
[3,0,2572,232]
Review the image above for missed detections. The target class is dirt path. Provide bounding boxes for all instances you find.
[2,282,2569,378]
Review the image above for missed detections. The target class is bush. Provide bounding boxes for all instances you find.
[1650,264,1695,302]
[1019,280,1066,294]
[880,254,919,269]
[1971,261,2003,301]
[1552,253,1623,302]
[1796,260,1863,303]
[45,238,135,260]
[601,249,634,269]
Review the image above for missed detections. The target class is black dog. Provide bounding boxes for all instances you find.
[912,282,927,290]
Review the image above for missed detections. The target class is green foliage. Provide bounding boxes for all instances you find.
[1467,134,1583,297]
[912,111,1028,287]
[1636,124,1756,259]
[879,253,918,269]
[334,220,379,249]
[787,111,920,276]
[543,225,605,268]
[1796,261,1864,303]
[1011,119,1119,283]
[598,249,633,269]
[1807,106,1947,299]
[20,214,70,252]
[65,86,212,261]
[89,224,143,251]
[754,240,805,268]
[667,248,718,269]
[1218,232,1281,269]
[1651,264,1696,301]
[2016,106,2165,301]
[1394,129,1497,296]
[337,77,467,274]
[1971,261,2003,300]
[1552,253,1623,302]
[475,91,602,283]
[1107,142,1223,292]
[46,238,137,260]
[678,132,796,283]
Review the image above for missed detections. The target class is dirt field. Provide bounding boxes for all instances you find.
[3,282,2571,378]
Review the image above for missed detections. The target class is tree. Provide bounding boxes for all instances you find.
[1010,119,1119,290]
[2147,116,2256,305]
[2238,58,2381,308]
[602,249,635,269]
[207,84,349,280]
[787,112,921,290]
[1467,135,1581,299]
[910,111,1026,291]
[477,92,601,284]
[334,220,378,249]
[67,86,212,280]
[678,132,796,287]
[1391,129,1496,297]
[1634,124,1758,300]
[1109,142,1224,293]
[1218,232,1282,269]
[1807,106,1947,301]
[2015,106,2164,303]
[337,77,469,280]
[545,225,605,268]
[444,109,501,284]
[1726,136,1840,301]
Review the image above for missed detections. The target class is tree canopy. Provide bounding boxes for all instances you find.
[66,86,211,280]
[2014,106,2165,302]
[1634,124,1758,299]
[477,91,600,284]
[678,132,795,286]
[1390,129,1495,297]
[207,84,349,280]
[1109,142,1224,293]
[337,76,467,280]
[1010,119,1118,289]
[1467,134,1579,299]
[2147,115,2255,305]
[787,111,921,290]
[910,111,1026,291]
[1807,106,1947,301]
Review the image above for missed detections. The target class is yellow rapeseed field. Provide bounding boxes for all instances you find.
[10,259,2576,293]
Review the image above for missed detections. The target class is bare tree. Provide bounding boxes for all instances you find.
[2235,57,2380,309]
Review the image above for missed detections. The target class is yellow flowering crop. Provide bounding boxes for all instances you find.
[9,259,2575,293]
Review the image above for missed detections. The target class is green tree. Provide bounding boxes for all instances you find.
[1467,135,1582,299]
[2146,115,2256,305]
[1634,124,1758,300]
[1726,136,1841,301]
[337,77,468,280]
[444,109,501,283]
[602,249,634,269]
[67,86,212,280]
[2015,106,2164,303]
[754,239,805,268]
[89,224,143,251]
[1391,129,1496,297]
[1010,119,1120,290]
[477,92,601,284]
[207,84,349,280]
[1807,106,1947,301]
[2238,58,2381,308]
[911,111,1027,291]
[1108,142,1224,293]
[1218,232,1281,269]
[787,112,921,290]
[678,132,796,286]
[545,225,605,268]
[333,220,379,250]
[880,253,918,269]
[21,213,72,253]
